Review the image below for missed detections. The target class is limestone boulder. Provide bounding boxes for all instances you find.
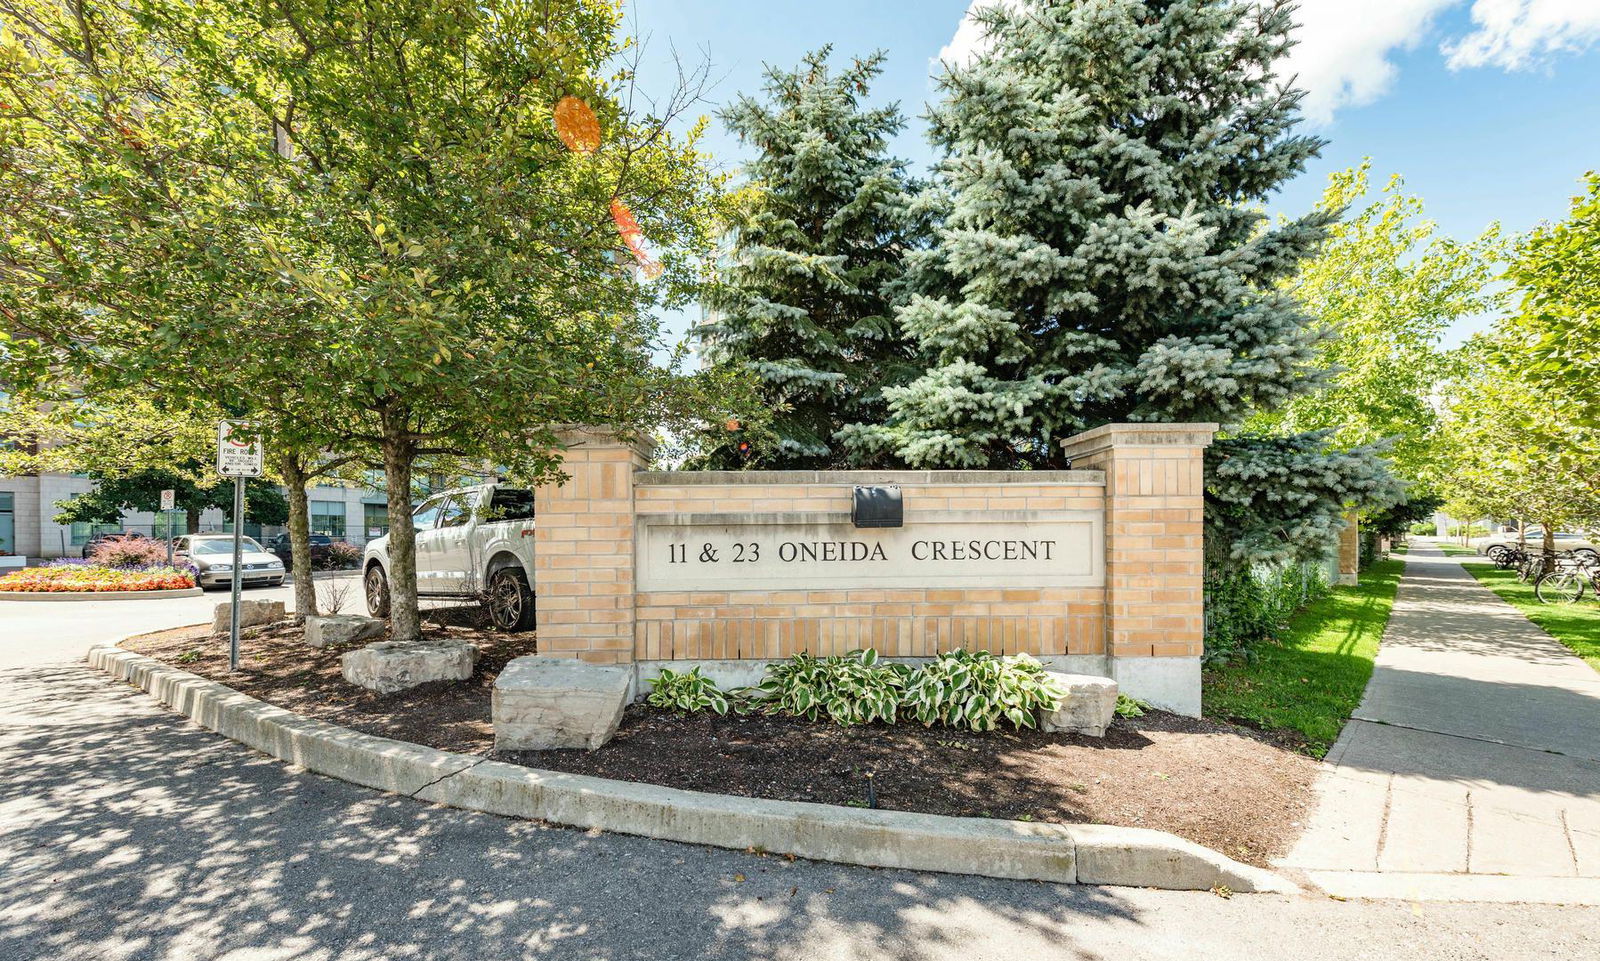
[341,639,478,695]
[1038,672,1119,737]
[212,599,286,634]
[494,655,630,751]
[305,614,386,649]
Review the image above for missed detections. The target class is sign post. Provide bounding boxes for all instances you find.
[159,489,176,565]
[217,421,264,672]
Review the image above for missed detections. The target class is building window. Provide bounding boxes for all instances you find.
[70,522,95,546]
[363,503,388,538]
[0,492,13,556]
[310,500,346,537]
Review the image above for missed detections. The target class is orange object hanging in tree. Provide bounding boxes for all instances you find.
[610,199,662,278]
[553,95,601,154]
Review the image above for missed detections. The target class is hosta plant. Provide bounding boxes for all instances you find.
[901,650,1067,731]
[743,649,911,725]
[646,668,730,716]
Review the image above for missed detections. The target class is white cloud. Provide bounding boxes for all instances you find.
[937,0,1018,69]
[1444,0,1600,69]
[1279,0,1456,126]
[934,0,1599,127]
[935,0,1457,123]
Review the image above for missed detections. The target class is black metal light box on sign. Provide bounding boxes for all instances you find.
[852,485,903,529]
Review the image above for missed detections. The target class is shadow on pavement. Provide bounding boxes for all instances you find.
[0,664,1143,961]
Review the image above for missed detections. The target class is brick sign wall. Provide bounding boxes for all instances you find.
[632,474,1107,665]
[533,423,1217,715]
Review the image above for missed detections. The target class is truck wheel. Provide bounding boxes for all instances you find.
[486,568,535,632]
[364,564,391,618]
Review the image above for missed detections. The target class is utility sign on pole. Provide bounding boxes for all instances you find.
[216,420,264,477]
[160,489,177,566]
[216,421,264,672]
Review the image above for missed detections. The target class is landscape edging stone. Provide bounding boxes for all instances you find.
[87,643,1297,895]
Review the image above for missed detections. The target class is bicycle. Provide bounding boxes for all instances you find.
[1534,554,1600,604]
[1517,548,1554,582]
[1493,545,1526,571]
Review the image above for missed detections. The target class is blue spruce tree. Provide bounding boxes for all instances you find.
[843,0,1334,468]
[698,48,923,468]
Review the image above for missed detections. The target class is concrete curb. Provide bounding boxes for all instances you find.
[2,587,203,602]
[87,644,1297,895]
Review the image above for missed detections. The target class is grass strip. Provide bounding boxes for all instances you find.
[1203,559,1404,757]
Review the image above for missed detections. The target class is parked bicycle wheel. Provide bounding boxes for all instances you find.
[1535,569,1587,604]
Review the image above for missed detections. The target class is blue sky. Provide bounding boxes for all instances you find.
[625,0,1600,346]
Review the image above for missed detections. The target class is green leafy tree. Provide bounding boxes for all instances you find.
[1436,337,1600,548]
[1,0,746,641]
[54,470,288,535]
[697,48,922,467]
[1501,172,1600,431]
[1256,163,1505,487]
[843,0,1334,468]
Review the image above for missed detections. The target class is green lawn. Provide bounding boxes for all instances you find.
[1437,542,1477,557]
[1203,559,1405,757]
[1454,557,1600,674]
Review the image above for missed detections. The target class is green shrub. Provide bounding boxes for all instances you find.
[1205,560,1329,663]
[1114,693,1148,718]
[742,649,910,725]
[646,667,729,715]
[901,650,1066,731]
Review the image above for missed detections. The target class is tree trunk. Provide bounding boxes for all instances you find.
[280,452,317,624]
[186,505,201,535]
[380,411,421,643]
[1543,524,1557,575]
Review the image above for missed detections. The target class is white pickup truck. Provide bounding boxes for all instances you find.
[362,483,538,631]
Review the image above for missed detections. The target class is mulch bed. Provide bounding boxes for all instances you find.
[123,608,525,754]
[121,623,1318,866]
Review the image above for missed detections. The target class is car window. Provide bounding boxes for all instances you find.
[412,496,446,531]
[190,537,264,555]
[486,488,535,522]
[437,494,473,528]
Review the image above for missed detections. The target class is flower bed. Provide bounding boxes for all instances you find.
[0,562,197,593]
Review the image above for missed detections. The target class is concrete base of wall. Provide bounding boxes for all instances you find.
[1109,656,1201,717]
[1336,573,1358,586]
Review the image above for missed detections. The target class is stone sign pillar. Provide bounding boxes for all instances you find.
[1058,423,1218,716]
[1337,512,1360,586]
[531,428,650,665]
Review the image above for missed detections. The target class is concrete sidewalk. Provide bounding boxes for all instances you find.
[1285,542,1600,903]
